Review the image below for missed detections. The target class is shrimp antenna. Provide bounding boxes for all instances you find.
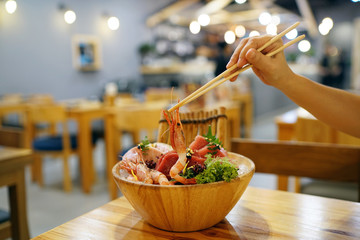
[171,87,174,104]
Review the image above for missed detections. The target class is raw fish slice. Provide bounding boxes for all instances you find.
[189,135,208,150]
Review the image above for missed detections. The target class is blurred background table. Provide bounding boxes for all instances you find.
[32,186,360,239]
[0,147,33,240]
[65,100,106,193]
[275,107,360,192]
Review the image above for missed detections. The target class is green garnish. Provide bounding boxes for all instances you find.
[203,125,223,155]
[138,136,150,153]
[179,165,198,179]
[195,154,238,184]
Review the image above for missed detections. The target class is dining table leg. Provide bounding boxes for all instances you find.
[77,115,95,193]
[7,168,30,240]
[105,113,119,200]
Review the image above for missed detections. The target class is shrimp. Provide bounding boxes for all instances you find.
[163,109,193,184]
[150,169,170,185]
[119,147,153,184]
[136,164,153,184]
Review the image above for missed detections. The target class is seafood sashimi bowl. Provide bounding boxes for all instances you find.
[112,109,255,232]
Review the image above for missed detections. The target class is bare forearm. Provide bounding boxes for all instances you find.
[276,74,360,137]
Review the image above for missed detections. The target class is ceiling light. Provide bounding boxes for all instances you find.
[285,29,298,40]
[64,10,76,24]
[322,17,333,30]
[189,21,201,34]
[266,24,277,35]
[318,23,330,35]
[259,12,271,25]
[298,40,311,53]
[235,25,246,38]
[224,31,236,44]
[198,14,210,26]
[271,15,280,25]
[235,0,247,4]
[5,0,17,14]
[107,16,120,30]
[249,31,260,37]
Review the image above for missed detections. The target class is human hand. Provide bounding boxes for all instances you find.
[226,35,295,88]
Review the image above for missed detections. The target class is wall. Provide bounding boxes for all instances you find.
[0,0,171,100]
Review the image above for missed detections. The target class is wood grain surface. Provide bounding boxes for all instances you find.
[33,186,360,239]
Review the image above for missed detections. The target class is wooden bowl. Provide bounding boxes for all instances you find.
[112,152,255,232]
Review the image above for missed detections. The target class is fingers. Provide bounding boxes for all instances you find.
[227,35,282,70]
[245,48,271,72]
[227,38,249,69]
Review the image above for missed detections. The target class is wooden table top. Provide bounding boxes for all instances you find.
[33,186,360,239]
[0,147,33,174]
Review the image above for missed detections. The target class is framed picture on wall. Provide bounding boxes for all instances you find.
[72,34,102,71]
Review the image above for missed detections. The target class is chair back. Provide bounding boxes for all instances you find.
[115,106,163,144]
[26,104,71,153]
[158,107,229,150]
[145,88,179,102]
[28,94,54,105]
[28,104,67,125]
[231,138,360,201]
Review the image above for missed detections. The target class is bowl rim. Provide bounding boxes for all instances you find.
[112,151,255,188]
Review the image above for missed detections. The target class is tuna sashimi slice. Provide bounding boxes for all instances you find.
[155,151,178,179]
[189,135,209,150]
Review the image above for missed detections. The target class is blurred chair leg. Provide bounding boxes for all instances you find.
[33,153,44,187]
[62,155,72,192]
[277,175,289,191]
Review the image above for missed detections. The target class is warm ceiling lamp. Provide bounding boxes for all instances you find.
[198,14,210,26]
[189,21,201,34]
[318,17,333,36]
[107,16,120,30]
[249,30,260,37]
[298,40,311,53]
[64,10,76,24]
[224,31,236,44]
[235,25,246,37]
[266,24,277,35]
[5,0,17,14]
[285,29,298,40]
[259,12,271,25]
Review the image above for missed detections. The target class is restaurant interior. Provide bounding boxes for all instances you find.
[1,0,360,238]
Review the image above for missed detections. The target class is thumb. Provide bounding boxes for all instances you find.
[245,48,270,71]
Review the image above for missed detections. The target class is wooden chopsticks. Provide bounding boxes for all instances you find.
[168,22,303,112]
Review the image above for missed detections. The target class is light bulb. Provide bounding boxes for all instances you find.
[285,29,298,40]
[108,16,120,30]
[5,0,17,14]
[198,14,210,26]
[266,24,277,35]
[224,31,235,44]
[271,15,280,25]
[259,12,271,25]
[322,17,333,30]
[64,10,76,24]
[189,21,201,34]
[318,23,330,36]
[298,40,311,53]
[249,31,260,37]
[235,0,247,4]
[235,25,246,37]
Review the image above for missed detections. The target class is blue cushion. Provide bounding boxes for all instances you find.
[33,133,98,151]
[0,209,9,224]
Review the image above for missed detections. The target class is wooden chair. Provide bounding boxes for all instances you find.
[231,138,360,201]
[158,106,229,150]
[26,104,75,192]
[145,88,179,102]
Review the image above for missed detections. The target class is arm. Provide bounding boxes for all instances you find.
[227,36,360,138]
